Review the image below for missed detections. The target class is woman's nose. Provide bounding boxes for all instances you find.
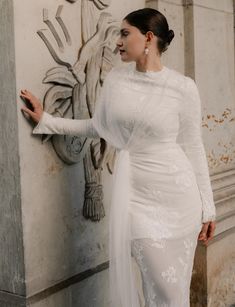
[116,37,123,48]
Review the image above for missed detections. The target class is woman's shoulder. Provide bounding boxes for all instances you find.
[167,67,198,94]
[167,67,186,82]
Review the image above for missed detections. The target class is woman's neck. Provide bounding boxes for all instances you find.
[135,55,163,72]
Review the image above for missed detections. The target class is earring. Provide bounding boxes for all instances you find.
[144,47,149,55]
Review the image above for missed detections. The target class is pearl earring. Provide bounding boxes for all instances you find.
[144,47,149,55]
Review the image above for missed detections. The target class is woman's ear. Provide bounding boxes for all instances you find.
[145,31,154,42]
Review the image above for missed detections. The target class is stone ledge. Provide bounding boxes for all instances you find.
[206,225,235,246]
[0,261,109,306]
[27,260,109,305]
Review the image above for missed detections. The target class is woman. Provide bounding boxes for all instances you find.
[20,8,216,307]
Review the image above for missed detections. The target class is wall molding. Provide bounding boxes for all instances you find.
[212,168,235,204]
[0,261,109,305]
[204,168,235,246]
[27,261,109,304]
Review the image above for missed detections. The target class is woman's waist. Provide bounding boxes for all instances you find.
[129,142,190,162]
[130,141,182,155]
[129,144,194,177]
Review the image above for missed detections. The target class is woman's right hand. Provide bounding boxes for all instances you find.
[20,89,43,123]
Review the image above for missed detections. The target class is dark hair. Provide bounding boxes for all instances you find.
[124,8,174,54]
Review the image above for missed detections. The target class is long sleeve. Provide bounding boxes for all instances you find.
[32,68,115,139]
[176,76,216,223]
[32,111,100,138]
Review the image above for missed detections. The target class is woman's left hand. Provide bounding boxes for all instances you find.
[198,221,216,246]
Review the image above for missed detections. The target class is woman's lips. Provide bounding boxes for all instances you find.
[119,50,125,54]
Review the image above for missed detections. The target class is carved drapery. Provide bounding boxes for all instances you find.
[37,0,120,221]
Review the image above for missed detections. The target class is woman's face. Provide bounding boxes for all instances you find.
[116,19,147,62]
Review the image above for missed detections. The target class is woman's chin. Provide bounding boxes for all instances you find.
[120,55,132,62]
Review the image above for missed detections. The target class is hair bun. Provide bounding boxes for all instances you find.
[166,29,174,44]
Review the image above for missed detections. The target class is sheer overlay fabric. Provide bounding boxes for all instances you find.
[131,230,199,307]
[33,62,216,307]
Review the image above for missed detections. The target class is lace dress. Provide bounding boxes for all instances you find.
[33,62,216,307]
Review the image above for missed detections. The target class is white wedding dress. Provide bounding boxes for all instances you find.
[33,62,216,307]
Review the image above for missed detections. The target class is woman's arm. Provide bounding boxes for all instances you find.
[32,111,100,138]
[20,69,114,139]
[176,76,216,224]
[19,89,100,138]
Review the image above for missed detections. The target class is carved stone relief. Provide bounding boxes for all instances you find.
[37,0,120,221]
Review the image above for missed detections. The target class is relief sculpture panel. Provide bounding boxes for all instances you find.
[37,0,120,221]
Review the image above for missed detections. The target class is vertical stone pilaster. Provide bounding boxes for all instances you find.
[183,0,195,78]
[0,0,26,305]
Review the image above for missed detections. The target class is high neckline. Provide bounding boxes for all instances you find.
[133,64,167,76]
